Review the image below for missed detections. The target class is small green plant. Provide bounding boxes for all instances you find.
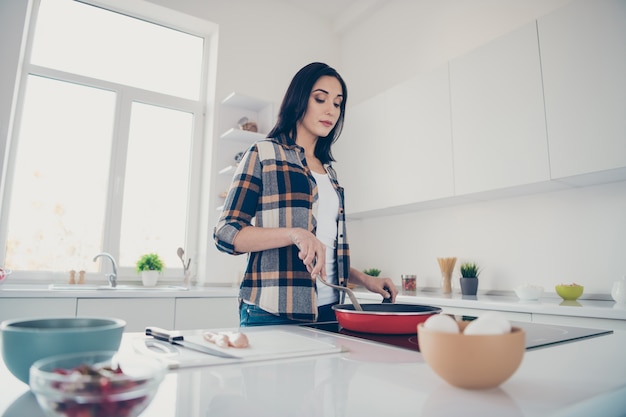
[459,262,480,278]
[363,268,381,277]
[136,253,164,273]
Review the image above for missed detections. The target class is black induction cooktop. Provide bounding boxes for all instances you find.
[301,319,613,352]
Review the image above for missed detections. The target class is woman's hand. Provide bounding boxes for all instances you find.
[289,228,327,280]
[348,268,398,302]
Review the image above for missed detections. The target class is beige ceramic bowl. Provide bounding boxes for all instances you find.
[418,321,525,389]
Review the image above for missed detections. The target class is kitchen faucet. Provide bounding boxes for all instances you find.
[93,252,118,288]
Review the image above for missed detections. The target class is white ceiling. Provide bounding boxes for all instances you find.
[285,0,383,34]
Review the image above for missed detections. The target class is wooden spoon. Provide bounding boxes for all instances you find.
[316,275,363,311]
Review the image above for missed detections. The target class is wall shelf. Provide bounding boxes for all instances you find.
[220,127,265,143]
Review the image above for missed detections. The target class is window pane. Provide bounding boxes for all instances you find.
[6,75,115,272]
[31,0,203,100]
[119,102,192,268]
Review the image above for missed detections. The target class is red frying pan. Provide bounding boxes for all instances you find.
[332,302,442,334]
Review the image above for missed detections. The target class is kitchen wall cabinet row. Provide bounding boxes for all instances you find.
[0,297,240,331]
[335,0,626,218]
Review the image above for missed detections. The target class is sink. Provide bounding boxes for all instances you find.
[102,284,189,291]
[49,284,189,291]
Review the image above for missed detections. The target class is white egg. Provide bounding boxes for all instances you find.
[464,312,511,335]
[423,314,460,333]
[480,311,512,333]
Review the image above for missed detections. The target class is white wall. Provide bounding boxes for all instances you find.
[144,0,344,283]
[346,180,626,296]
[147,0,625,296]
[341,0,626,296]
[0,0,30,200]
[337,0,625,297]
[2,0,622,296]
[146,0,342,104]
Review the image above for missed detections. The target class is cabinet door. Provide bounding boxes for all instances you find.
[385,66,454,205]
[334,95,388,214]
[76,298,175,332]
[336,66,454,216]
[450,22,550,195]
[0,298,76,322]
[174,297,239,330]
[538,0,626,181]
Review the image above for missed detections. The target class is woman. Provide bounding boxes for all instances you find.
[214,62,397,326]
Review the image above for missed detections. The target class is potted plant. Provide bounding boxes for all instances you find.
[459,262,480,296]
[363,268,381,277]
[136,253,164,287]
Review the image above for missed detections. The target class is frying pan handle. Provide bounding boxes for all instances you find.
[382,286,393,303]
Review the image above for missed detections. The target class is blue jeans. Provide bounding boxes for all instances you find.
[239,302,337,327]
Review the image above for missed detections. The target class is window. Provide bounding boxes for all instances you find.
[1,0,213,281]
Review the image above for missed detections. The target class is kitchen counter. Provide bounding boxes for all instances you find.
[1,324,625,417]
[356,289,626,322]
[0,283,239,298]
[2,283,624,320]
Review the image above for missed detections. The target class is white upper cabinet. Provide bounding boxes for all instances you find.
[335,65,453,217]
[385,66,454,205]
[538,0,626,182]
[450,22,550,195]
[335,93,388,214]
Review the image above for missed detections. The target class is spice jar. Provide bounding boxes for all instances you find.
[401,274,417,292]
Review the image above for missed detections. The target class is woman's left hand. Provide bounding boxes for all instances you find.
[348,268,398,303]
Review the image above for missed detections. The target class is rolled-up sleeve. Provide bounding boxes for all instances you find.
[214,144,262,255]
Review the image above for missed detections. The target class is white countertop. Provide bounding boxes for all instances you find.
[0,283,239,299]
[2,283,625,322]
[356,289,626,321]
[1,324,625,417]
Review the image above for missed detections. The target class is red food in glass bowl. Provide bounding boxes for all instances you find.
[29,351,167,417]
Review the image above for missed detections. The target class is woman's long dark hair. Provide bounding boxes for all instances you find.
[267,62,348,164]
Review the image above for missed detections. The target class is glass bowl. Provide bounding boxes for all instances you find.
[29,351,167,417]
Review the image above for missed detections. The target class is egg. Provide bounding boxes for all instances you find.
[423,314,460,333]
[464,312,511,335]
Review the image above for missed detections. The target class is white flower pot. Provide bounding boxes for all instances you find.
[141,270,159,287]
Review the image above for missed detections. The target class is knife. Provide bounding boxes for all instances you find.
[145,327,241,359]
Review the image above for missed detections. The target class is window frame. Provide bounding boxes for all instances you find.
[0,0,217,283]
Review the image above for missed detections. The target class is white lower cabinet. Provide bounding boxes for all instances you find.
[0,298,76,322]
[174,297,239,330]
[531,313,626,331]
[76,298,175,332]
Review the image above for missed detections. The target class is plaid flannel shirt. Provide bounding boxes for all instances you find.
[214,134,350,321]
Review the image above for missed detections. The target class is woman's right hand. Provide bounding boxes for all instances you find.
[289,228,326,280]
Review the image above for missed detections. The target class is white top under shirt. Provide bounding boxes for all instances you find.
[311,170,339,307]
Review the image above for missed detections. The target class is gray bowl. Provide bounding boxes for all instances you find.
[0,317,126,384]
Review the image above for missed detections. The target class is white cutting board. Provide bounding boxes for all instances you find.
[132,330,344,369]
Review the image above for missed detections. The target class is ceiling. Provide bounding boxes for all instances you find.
[285,0,383,34]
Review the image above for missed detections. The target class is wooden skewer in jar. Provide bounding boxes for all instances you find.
[437,257,457,294]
